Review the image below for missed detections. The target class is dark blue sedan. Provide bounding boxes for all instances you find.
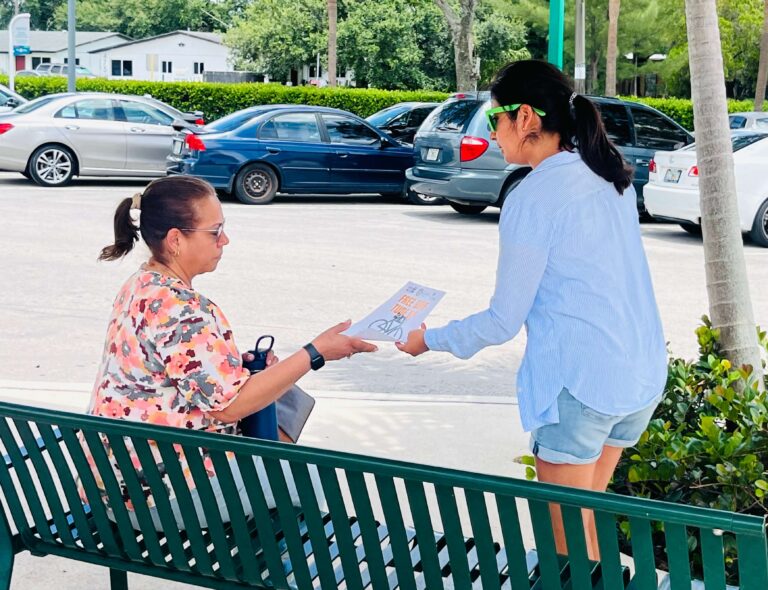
[166,104,416,204]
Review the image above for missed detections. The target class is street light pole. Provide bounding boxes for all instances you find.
[574,0,586,93]
[67,0,76,92]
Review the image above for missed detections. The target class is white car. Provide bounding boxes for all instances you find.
[729,112,768,130]
[644,131,768,247]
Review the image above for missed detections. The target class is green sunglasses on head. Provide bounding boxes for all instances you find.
[486,104,547,132]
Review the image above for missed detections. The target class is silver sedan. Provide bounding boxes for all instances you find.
[0,92,201,186]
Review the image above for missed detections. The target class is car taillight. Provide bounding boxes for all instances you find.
[648,158,656,173]
[0,123,13,135]
[460,136,489,162]
[194,118,205,125]
[185,134,206,151]
[688,165,698,177]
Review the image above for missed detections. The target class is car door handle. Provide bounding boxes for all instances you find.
[64,125,79,131]
[129,127,146,133]
[335,151,349,158]
[636,158,650,166]
[267,147,281,154]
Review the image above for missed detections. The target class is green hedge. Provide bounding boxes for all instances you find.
[620,96,763,131]
[0,76,448,121]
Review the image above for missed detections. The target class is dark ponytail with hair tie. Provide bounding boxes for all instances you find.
[98,196,140,261]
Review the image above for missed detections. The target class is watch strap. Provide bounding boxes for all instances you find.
[303,342,325,370]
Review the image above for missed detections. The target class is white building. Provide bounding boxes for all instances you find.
[89,31,232,82]
[0,30,129,74]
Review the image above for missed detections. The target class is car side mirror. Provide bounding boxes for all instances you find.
[388,120,407,129]
[380,136,399,148]
[5,98,19,108]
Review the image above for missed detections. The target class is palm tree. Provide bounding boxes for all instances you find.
[755,0,768,111]
[685,0,764,381]
[327,0,337,87]
[434,0,480,91]
[604,0,620,96]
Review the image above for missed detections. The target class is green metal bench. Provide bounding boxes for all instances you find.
[0,400,766,590]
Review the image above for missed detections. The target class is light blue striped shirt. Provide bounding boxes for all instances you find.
[424,150,667,432]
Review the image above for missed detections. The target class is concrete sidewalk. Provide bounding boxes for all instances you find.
[0,380,530,589]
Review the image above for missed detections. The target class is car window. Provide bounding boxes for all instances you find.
[13,95,59,114]
[259,112,322,142]
[729,116,746,129]
[596,102,632,147]
[322,115,380,145]
[56,99,116,121]
[121,101,173,126]
[631,107,690,150]
[421,100,481,133]
[755,118,768,129]
[388,111,410,126]
[409,106,435,127]
[367,105,409,127]
[732,133,768,152]
[207,109,264,132]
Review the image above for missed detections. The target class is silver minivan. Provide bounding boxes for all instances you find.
[407,93,693,215]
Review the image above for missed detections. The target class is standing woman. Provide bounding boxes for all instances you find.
[397,60,667,558]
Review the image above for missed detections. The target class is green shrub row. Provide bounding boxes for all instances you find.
[0,76,448,121]
[620,96,762,131]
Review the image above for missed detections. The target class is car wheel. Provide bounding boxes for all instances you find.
[28,145,76,187]
[406,189,444,206]
[679,222,702,237]
[449,203,487,215]
[234,163,278,205]
[749,199,768,247]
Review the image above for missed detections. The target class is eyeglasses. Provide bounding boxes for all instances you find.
[486,104,546,132]
[180,222,225,241]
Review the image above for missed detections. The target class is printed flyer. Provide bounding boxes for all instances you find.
[345,281,446,342]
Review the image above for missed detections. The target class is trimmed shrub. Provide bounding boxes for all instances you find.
[0,76,448,121]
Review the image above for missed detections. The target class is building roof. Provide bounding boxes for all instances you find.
[0,30,130,53]
[89,30,223,53]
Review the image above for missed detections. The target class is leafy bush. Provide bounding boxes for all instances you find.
[610,317,768,583]
[620,96,764,131]
[0,77,448,121]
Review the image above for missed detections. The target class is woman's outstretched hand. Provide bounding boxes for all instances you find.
[395,323,429,356]
[312,320,378,362]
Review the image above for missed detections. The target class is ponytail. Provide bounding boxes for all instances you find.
[490,60,633,195]
[571,95,633,194]
[98,197,139,261]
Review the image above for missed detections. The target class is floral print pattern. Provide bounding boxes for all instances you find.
[82,268,250,510]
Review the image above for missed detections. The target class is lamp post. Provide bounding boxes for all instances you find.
[574,0,586,92]
[67,0,76,92]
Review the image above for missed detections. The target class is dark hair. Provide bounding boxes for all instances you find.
[490,60,633,194]
[99,176,216,262]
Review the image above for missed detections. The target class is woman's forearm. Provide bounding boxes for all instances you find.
[208,349,311,423]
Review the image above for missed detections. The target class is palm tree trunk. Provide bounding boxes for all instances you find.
[434,0,479,91]
[685,0,764,383]
[327,0,337,87]
[605,0,620,96]
[755,0,768,111]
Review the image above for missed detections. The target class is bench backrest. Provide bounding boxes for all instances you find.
[0,401,766,590]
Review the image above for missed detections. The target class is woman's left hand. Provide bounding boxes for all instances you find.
[242,351,279,366]
[395,324,429,357]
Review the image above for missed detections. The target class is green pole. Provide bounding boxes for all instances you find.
[548,0,565,69]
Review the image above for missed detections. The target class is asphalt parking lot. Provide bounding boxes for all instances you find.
[2,171,767,398]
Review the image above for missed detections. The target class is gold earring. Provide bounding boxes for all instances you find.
[174,246,180,257]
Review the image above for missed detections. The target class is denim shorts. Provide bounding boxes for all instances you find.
[530,388,661,465]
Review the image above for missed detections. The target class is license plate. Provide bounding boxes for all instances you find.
[424,148,440,162]
[664,168,682,183]
[172,140,182,155]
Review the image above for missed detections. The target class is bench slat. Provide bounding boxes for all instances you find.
[736,523,768,590]
[346,470,390,589]
[353,520,391,589]
[317,465,366,588]
[60,428,134,560]
[263,456,315,588]
[404,479,446,590]
[700,528,727,590]
[0,418,57,545]
[628,516,657,590]
[594,510,626,590]
[560,504,592,589]
[664,522,692,590]
[496,495,535,590]
[465,489,502,590]
[434,484,473,587]
[375,475,419,590]
[528,499,562,590]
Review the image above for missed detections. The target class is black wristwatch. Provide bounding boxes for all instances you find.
[303,343,325,370]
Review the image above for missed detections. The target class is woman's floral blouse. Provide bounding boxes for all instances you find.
[82,268,250,510]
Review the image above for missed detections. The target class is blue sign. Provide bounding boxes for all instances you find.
[13,46,31,56]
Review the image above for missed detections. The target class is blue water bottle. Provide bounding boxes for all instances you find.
[239,335,279,440]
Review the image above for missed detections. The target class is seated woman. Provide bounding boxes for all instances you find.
[84,175,376,531]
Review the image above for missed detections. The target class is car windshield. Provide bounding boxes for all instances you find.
[420,100,482,133]
[367,106,409,126]
[684,133,767,153]
[13,95,60,114]
[206,108,268,132]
